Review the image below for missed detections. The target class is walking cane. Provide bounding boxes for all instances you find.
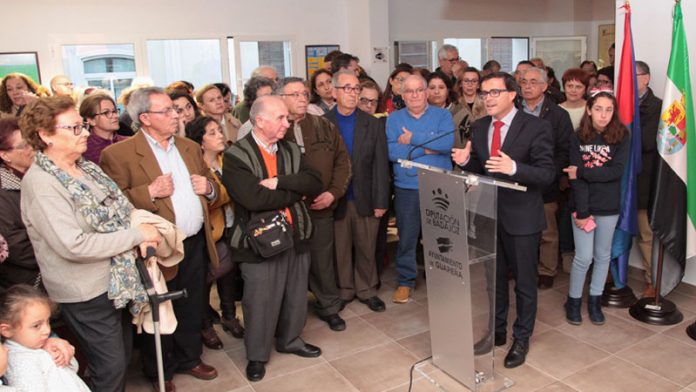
[136,246,188,392]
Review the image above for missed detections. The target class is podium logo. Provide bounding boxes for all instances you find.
[436,237,453,253]
[432,188,450,211]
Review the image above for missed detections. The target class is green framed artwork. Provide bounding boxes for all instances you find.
[0,52,41,83]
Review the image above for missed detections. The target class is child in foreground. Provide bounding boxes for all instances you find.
[0,284,89,392]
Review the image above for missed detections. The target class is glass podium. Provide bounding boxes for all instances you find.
[399,160,526,392]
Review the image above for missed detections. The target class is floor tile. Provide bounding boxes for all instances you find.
[535,382,579,392]
[396,331,432,359]
[361,301,430,340]
[124,262,696,392]
[525,330,610,379]
[556,312,656,353]
[535,290,570,328]
[493,350,556,392]
[252,363,357,392]
[660,313,696,348]
[562,356,681,392]
[616,334,696,386]
[330,342,419,392]
[302,316,392,361]
[225,346,325,383]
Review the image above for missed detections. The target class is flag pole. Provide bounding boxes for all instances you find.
[630,241,683,325]
[601,0,638,309]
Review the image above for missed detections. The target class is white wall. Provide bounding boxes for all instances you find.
[0,0,353,91]
[615,0,696,285]
[2,0,617,92]
[389,0,615,66]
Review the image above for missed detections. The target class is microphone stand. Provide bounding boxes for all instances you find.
[406,129,456,161]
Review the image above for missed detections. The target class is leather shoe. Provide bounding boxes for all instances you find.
[151,380,176,392]
[178,362,218,380]
[221,317,245,339]
[504,339,529,368]
[319,314,346,331]
[359,296,386,312]
[537,275,554,289]
[246,361,266,382]
[201,327,223,350]
[278,343,322,358]
[473,336,493,355]
[494,332,506,347]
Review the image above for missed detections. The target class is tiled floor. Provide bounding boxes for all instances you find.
[125,265,696,392]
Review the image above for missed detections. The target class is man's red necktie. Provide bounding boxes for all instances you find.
[490,120,504,157]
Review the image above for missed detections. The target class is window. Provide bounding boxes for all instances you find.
[238,40,292,85]
[487,37,529,73]
[62,44,136,100]
[394,41,437,69]
[147,39,223,90]
[532,36,587,79]
[443,38,484,69]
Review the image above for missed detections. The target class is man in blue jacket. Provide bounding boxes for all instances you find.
[387,74,455,304]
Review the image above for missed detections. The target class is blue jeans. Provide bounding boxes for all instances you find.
[394,187,421,288]
[568,214,619,298]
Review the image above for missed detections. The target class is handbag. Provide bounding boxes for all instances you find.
[244,210,294,258]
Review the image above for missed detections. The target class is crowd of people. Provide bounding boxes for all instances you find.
[0,42,664,391]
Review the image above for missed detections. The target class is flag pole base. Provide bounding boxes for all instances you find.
[601,283,637,308]
[686,323,696,341]
[629,297,683,325]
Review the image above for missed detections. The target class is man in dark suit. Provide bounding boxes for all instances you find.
[325,71,390,313]
[452,72,555,368]
[518,66,572,289]
[635,60,663,298]
[278,76,352,331]
[101,87,219,392]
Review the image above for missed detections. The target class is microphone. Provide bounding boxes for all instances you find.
[406,129,456,161]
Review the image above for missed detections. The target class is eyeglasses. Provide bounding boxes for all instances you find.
[461,79,479,85]
[146,107,177,116]
[478,89,510,98]
[335,85,362,94]
[445,57,461,63]
[403,88,426,96]
[2,141,30,152]
[280,92,310,99]
[174,103,193,114]
[520,79,543,87]
[96,108,120,118]
[359,97,378,106]
[54,123,88,136]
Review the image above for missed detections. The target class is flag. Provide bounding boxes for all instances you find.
[650,1,696,296]
[609,1,642,288]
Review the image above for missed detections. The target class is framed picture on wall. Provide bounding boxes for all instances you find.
[305,45,340,78]
[0,52,41,83]
[598,24,615,69]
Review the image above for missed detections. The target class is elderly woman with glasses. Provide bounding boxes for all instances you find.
[19,96,162,392]
[80,93,127,164]
[0,117,39,291]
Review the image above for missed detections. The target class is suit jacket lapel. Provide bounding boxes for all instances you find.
[501,111,524,152]
[351,111,368,161]
[134,131,175,218]
[478,117,492,162]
